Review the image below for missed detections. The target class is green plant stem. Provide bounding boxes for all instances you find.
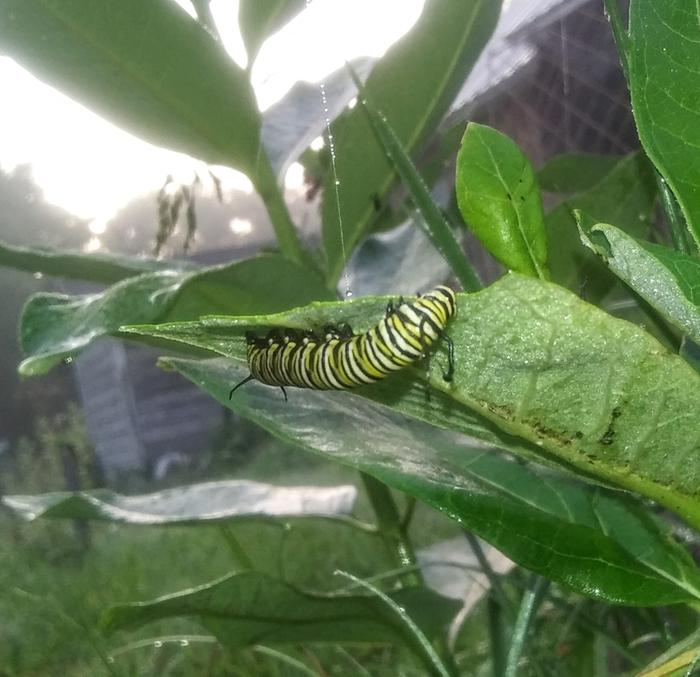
[336,570,453,677]
[488,596,508,677]
[657,173,695,255]
[253,154,307,267]
[546,595,641,667]
[361,473,422,586]
[603,0,630,80]
[218,525,254,570]
[465,532,514,618]
[505,574,549,677]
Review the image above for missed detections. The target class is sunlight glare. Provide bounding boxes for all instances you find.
[284,162,305,190]
[0,1,425,233]
[229,217,253,236]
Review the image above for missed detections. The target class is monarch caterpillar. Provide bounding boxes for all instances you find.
[230,285,457,400]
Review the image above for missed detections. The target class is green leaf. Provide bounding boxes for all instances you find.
[2,480,356,526]
[0,239,189,285]
[546,152,656,301]
[126,273,700,535]
[322,0,501,284]
[19,255,333,376]
[126,316,552,472]
[578,219,700,344]
[0,0,261,174]
[538,153,623,194]
[349,70,480,291]
[456,123,548,278]
[628,0,700,249]
[164,355,700,606]
[238,0,305,66]
[102,572,460,654]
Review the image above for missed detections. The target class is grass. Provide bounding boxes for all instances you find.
[1,425,463,676]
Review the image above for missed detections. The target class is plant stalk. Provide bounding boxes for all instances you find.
[361,473,422,586]
[253,154,308,267]
[505,574,550,677]
[656,173,695,255]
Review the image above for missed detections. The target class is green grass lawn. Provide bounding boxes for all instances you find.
[1,431,462,676]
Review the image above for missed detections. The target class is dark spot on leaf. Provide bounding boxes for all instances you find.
[599,407,622,445]
[599,429,615,445]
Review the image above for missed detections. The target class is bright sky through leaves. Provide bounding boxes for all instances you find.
[0,0,423,230]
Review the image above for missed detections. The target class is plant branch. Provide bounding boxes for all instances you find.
[253,153,308,267]
[505,574,549,677]
[361,473,422,586]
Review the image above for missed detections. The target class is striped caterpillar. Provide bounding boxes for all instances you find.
[230,285,456,400]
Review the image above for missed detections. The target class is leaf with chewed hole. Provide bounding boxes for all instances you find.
[578,218,700,344]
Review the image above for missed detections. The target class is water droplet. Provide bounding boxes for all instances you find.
[33,272,43,280]
[345,290,353,299]
[179,639,189,647]
[154,640,163,648]
[107,656,115,664]
[334,179,340,186]
[63,356,73,364]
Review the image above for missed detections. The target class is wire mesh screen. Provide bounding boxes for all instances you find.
[476,0,637,166]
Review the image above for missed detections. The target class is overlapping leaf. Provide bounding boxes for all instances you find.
[0,239,186,285]
[579,220,700,343]
[628,0,700,248]
[19,255,332,376]
[538,153,623,194]
[456,123,548,278]
[102,571,460,661]
[160,355,700,605]
[545,152,656,300]
[238,0,305,66]
[321,0,501,284]
[2,480,357,526]
[125,274,700,537]
[0,0,261,173]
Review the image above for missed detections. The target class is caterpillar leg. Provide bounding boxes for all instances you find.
[441,334,455,383]
[337,322,354,338]
[229,374,254,400]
